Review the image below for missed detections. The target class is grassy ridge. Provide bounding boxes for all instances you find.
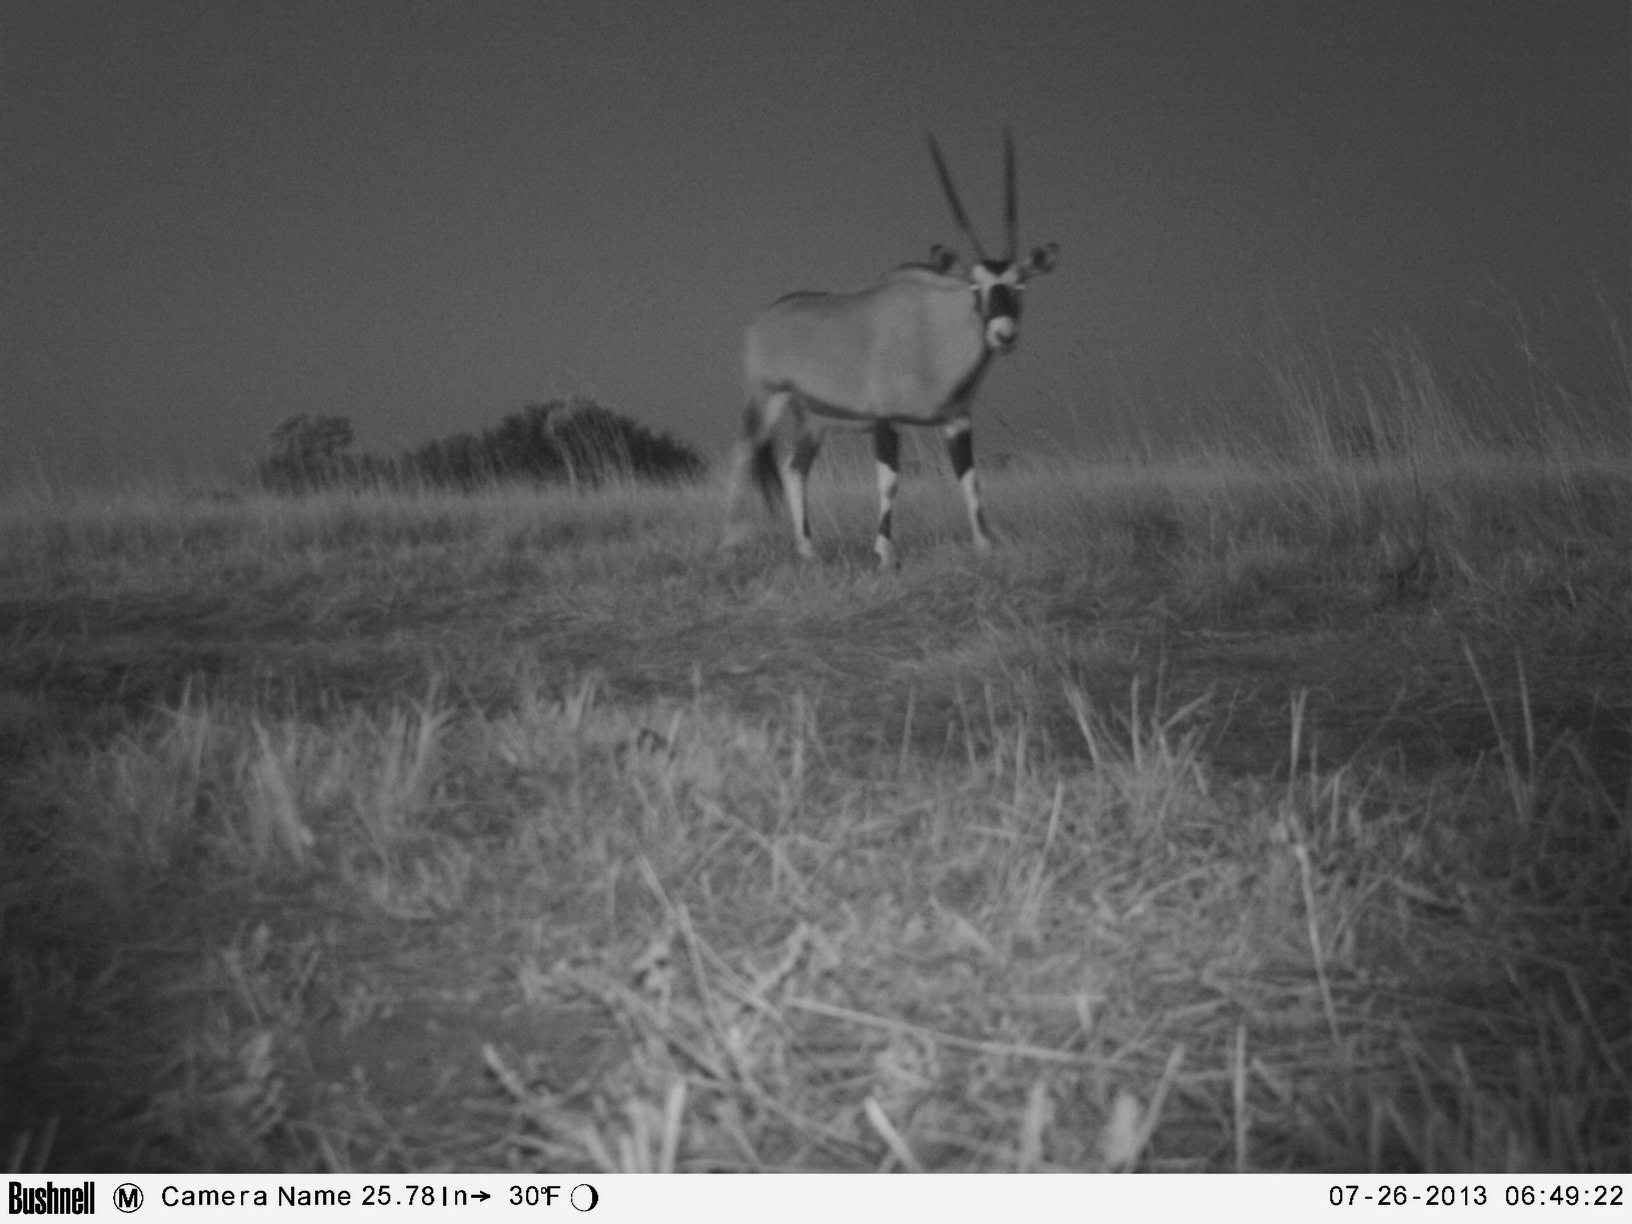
[2,434,1628,1170]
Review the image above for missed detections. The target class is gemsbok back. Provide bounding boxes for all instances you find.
[724,129,1057,567]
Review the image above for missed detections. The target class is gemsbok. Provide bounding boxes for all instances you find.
[724,130,1057,567]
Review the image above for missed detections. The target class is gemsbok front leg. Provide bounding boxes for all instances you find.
[873,423,901,568]
[944,418,993,553]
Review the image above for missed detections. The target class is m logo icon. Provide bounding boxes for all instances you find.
[114,1183,144,1213]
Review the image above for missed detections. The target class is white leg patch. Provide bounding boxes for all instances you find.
[783,465,816,559]
[960,469,992,553]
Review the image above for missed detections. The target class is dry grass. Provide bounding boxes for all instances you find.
[2,355,1628,1172]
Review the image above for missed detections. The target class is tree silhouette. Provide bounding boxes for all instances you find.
[257,414,358,492]
[256,400,704,494]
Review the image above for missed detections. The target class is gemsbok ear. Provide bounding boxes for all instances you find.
[929,244,960,274]
[1025,243,1059,277]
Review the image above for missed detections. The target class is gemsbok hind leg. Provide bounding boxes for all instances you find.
[781,420,823,561]
[722,401,773,551]
[944,418,993,553]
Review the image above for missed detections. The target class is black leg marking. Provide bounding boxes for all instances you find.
[791,431,821,476]
[947,424,975,480]
[751,437,782,507]
[874,422,901,471]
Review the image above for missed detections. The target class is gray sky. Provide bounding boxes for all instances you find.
[4,1,1627,488]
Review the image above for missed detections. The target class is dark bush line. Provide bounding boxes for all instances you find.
[256,400,706,494]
